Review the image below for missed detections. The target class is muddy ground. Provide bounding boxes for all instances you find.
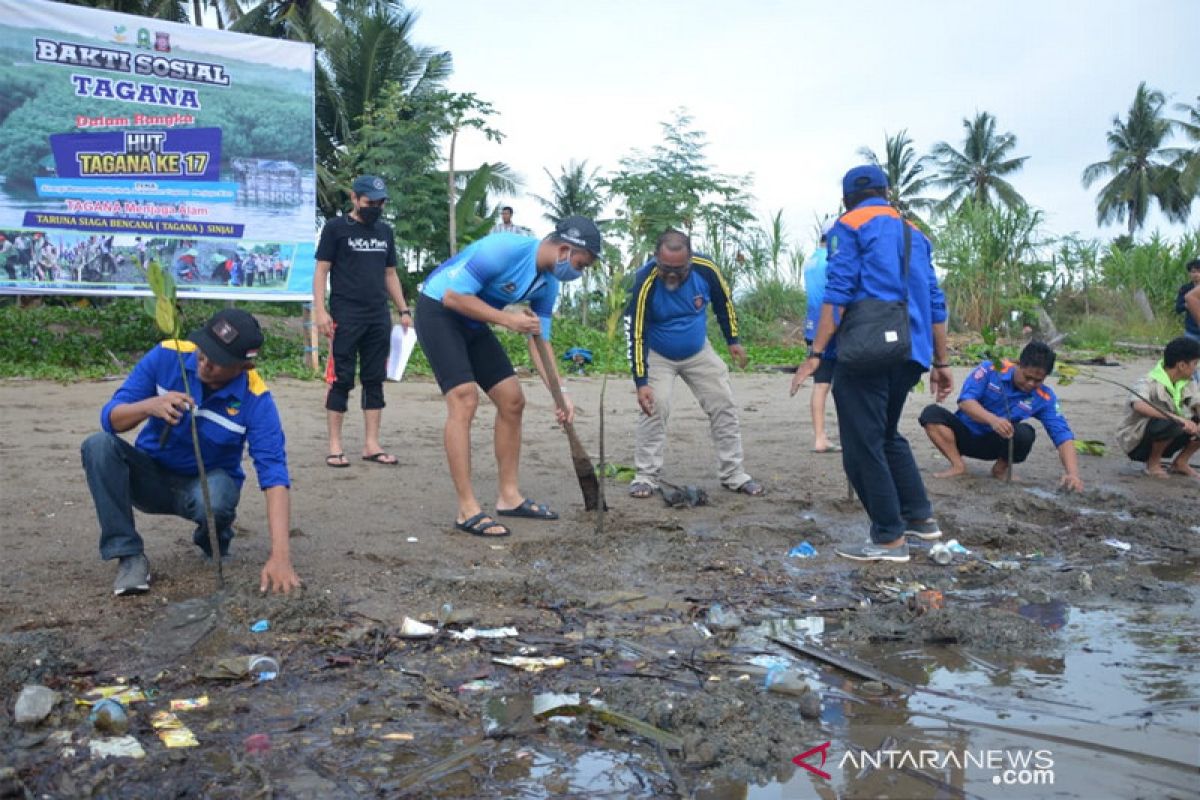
[1,359,1197,799]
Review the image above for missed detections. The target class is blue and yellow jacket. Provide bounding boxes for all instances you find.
[957,359,1074,447]
[100,340,290,489]
[823,198,947,368]
[624,254,738,387]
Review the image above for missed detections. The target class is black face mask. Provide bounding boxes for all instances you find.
[357,205,382,226]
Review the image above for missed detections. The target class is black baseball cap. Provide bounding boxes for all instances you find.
[351,175,388,200]
[189,308,264,366]
[554,215,602,258]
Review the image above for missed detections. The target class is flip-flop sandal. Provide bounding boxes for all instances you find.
[454,512,511,537]
[629,482,656,498]
[732,480,766,496]
[811,444,842,453]
[362,452,399,465]
[325,453,349,468]
[496,499,559,520]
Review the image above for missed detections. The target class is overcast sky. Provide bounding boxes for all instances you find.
[407,0,1196,249]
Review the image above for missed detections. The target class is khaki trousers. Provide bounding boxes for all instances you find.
[634,342,752,489]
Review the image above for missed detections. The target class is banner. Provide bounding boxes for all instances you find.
[0,0,316,300]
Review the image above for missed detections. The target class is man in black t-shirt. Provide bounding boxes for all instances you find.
[313,175,411,468]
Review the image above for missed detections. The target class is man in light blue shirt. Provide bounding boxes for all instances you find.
[415,216,602,538]
[799,223,839,453]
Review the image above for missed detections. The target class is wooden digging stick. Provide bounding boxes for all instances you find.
[532,335,602,511]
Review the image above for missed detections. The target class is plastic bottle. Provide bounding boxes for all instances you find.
[248,655,280,682]
[928,543,953,565]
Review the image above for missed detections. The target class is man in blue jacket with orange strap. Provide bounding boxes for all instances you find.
[792,165,953,562]
[919,341,1083,490]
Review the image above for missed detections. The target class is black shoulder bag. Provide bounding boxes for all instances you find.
[834,218,912,371]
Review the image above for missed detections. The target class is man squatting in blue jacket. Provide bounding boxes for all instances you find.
[918,340,1084,491]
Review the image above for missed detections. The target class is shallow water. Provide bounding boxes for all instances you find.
[698,601,1200,799]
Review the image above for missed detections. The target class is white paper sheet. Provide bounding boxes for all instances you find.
[386,324,418,382]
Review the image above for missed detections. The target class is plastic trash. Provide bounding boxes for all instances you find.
[243,733,271,754]
[928,543,953,565]
[788,541,817,558]
[457,680,498,694]
[250,619,270,633]
[764,667,811,697]
[706,603,742,630]
[14,685,59,725]
[452,627,519,641]
[89,735,145,760]
[78,685,146,705]
[945,539,970,555]
[399,617,438,638]
[249,655,279,682]
[89,698,129,735]
[492,656,567,672]
[150,710,199,748]
[907,589,944,614]
[200,655,277,681]
[1102,538,1131,552]
[169,697,209,711]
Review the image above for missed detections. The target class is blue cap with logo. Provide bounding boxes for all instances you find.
[554,215,603,258]
[352,175,388,201]
[841,165,889,198]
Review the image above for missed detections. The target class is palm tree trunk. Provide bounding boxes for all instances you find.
[192,0,203,26]
[447,126,458,256]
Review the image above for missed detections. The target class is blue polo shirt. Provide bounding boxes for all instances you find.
[421,234,559,339]
[100,341,290,489]
[823,198,947,368]
[957,360,1074,447]
[624,254,739,387]
[803,247,828,342]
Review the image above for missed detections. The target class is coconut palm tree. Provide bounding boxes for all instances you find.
[241,1,452,218]
[56,0,190,21]
[1082,82,1189,235]
[1172,94,1200,208]
[533,160,605,225]
[229,0,339,40]
[857,129,936,221]
[930,112,1029,214]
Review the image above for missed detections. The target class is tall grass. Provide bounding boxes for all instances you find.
[1098,231,1199,316]
[934,201,1052,333]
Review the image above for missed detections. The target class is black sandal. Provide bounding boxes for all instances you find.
[453,512,511,537]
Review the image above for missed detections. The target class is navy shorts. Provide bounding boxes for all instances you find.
[414,293,515,394]
[813,357,835,385]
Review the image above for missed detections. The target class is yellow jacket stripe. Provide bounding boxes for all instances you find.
[632,268,658,379]
[692,256,738,338]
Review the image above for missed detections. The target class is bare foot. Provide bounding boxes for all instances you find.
[991,460,1013,480]
[1143,466,1169,479]
[934,464,967,479]
[1168,462,1198,478]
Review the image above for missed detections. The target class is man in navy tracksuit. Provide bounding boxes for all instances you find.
[792,165,954,562]
[918,341,1083,489]
[625,230,764,498]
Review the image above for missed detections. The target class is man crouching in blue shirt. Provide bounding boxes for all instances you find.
[625,230,764,498]
[81,309,302,596]
[918,341,1083,491]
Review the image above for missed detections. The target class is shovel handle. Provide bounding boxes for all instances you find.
[531,335,569,415]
